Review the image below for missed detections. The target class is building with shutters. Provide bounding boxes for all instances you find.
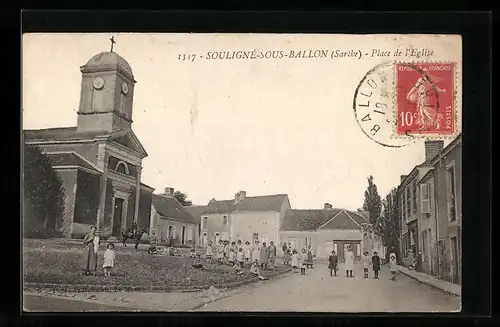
[23,50,155,239]
[199,191,291,246]
[279,204,384,261]
[398,140,441,266]
[417,134,462,284]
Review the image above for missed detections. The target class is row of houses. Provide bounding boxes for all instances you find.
[149,189,384,262]
[397,135,462,285]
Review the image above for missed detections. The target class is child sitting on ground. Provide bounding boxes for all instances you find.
[192,254,203,269]
[233,260,244,275]
[250,260,267,280]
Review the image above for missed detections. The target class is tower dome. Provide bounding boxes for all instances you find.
[82,51,134,77]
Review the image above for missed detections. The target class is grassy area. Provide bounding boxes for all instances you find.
[23,239,289,291]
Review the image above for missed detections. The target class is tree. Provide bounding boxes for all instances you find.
[362,175,382,225]
[174,190,192,206]
[23,144,66,238]
[378,187,401,261]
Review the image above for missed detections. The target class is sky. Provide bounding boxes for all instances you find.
[22,33,460,210]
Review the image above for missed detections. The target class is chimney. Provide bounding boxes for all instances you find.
[400,175,407,183]
[424,140,444,163]
[324,203,333,210]
[164,187,174,198]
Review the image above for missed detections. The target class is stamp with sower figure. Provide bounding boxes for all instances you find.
[395,62,456,137]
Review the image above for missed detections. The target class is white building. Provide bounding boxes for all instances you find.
[199,191,291,246]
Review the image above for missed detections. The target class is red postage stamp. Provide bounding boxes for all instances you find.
[395,62,456,136]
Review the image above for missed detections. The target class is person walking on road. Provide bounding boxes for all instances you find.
[344,245,355,278]
[328,250,338,276]
[372,251,381,279]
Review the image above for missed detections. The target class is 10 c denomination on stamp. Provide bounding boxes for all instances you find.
[395,62,456,137]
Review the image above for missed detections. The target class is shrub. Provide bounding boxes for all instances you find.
[23,144,66,238]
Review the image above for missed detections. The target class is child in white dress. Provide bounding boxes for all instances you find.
[291,250,299,273]
[102,243,115,277]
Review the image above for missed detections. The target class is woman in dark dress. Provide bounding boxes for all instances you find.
[83,226,98,276]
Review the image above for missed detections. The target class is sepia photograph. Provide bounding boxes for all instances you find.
[22,33,462,312]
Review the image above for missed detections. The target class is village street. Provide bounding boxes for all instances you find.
[24,262,460,312]
[196,263,460,312]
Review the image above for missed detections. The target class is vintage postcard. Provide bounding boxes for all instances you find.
[22,33,462,312]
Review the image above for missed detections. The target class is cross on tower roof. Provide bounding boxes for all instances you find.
[110,36,116,52]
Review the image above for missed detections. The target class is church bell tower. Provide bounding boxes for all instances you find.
[76,41,136,134]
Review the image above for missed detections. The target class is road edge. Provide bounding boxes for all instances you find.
[396,266,461,297]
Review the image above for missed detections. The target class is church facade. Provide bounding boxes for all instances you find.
[24,50,154,239]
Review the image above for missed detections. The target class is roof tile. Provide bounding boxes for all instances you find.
[152,195,197,224]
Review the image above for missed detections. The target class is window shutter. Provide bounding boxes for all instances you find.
[446,170,453,221]
[420,183,431,214]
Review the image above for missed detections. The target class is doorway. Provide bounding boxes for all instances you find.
[112,198,124,237]
[181,226,186,244]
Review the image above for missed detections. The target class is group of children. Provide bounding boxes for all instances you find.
[326,249,398,280]
[204,239,278,269]
[205,240,249,267]
[289,248,315,275]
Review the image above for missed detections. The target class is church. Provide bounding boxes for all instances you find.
[23,46,154,239]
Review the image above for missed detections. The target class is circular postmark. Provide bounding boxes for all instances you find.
[353,62,414,148]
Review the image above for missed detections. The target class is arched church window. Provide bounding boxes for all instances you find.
[115,161,129,175]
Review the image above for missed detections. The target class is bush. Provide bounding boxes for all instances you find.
[23,144,66,238]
